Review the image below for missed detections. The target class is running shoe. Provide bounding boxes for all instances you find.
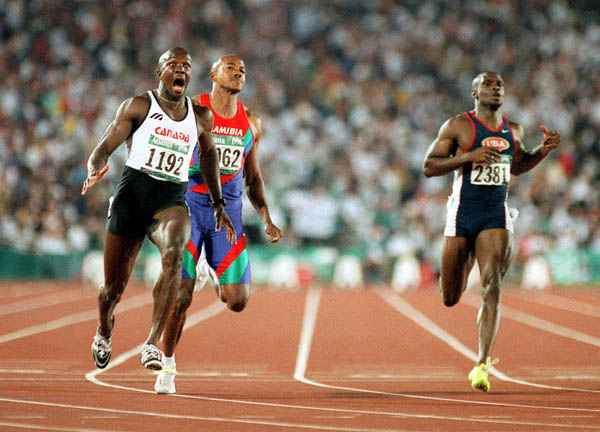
[468,357,498,392]
[155,367,177,394]
[141,343,163,370]
[91,316,114,369]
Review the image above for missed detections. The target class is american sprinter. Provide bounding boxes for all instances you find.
[423,71,560,391]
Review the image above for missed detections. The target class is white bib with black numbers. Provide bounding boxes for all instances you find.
[213,134,244,171]
[470,155,511,186]
[126,91,197,183]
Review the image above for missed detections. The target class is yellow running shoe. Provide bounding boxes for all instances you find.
[468,358,498,392]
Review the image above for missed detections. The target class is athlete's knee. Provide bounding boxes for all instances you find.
[225,291,249,312]
[160,246,184,275]
[227,298,248,312]
[442,290,461,307]
[480,268,502,296]
[481,281,501,303]
[439,279,462,307]
[100,282,125,304]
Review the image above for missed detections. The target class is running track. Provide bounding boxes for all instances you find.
[1,281,599,431]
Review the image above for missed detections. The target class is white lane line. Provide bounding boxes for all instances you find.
[0,398,399,432]
[0,421,101,431]
[82,290,600,430]
[0,290,90,316]
[462,295,600,347]
[510,293,600,319]
[0,293,153,344]
[0,285,62,300]
[379,290,600,393]
[293,286,321,381]
[292,287,600,417]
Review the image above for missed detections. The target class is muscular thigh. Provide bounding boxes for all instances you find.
[441,236,474,291]
[148,205,191,252]
[205,203,251,285]
[474,228,514,275]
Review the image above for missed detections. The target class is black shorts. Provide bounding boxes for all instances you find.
[444,196,514,239]
[106,166,188,237]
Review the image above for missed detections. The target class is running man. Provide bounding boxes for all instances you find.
[82,47,235,371]
[155,54,282,394]
[422,71,560,391]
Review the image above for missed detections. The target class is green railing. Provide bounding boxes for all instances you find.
[1,244,599,285]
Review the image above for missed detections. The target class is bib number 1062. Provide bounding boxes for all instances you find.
[217,145,243,171]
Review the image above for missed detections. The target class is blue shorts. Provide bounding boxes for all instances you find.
[444,197,514,238]
[181,192,250,284]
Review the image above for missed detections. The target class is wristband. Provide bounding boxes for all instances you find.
[210,197,227,208]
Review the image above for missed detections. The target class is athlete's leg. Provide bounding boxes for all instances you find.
[440,236,476,306]
[206,203,250,312]
[473,228,514,364]
[145,205,191,348]
[219,283,250,312]
[99,231,145,336]
[162,277,195,357]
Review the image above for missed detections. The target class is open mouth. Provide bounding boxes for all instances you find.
[173,77,185,90]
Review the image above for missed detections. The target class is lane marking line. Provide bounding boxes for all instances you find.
[0,290,90,316]
[82,291,600,428]
[292,286,600,419]
[0,399,398,432]
[507,292,600,318]
[379,290,600,393]
[0,293,152,344]
[462,295,600,347]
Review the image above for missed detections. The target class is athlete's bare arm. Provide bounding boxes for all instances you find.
[192,102,236,243]
[243,109,282,243]
[82,95,150,194]
[510,122,560,175]
[423,114,502,178]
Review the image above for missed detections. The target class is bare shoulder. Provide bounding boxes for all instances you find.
[449,112,472,129]
[245,105,262,136]
[438,112,471,136]
[507,119,524,138]
[245,106,261,123]
[117,92,150,120]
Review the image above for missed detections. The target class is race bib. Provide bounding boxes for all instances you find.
[470,155,511,186]
[141,135,190,183]
[216,144,244,172]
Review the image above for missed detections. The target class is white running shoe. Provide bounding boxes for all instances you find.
[155,367,176,394]
[91,315,114,369]
[141,343,163,370]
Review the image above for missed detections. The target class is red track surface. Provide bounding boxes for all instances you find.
[1,281,599,431]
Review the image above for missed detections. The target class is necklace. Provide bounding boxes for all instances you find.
[156,91,183,106]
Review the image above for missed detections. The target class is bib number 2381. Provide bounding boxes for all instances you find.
[471,159,511,186]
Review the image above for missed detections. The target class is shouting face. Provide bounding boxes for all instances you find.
[157,48,192,99]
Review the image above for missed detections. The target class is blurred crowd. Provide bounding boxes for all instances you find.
[0,0,598,281]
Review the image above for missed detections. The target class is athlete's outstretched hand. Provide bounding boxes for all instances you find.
[81,165,109,195]
[214,207,237,244]
[540,125,560,153]
[264,221,282,243]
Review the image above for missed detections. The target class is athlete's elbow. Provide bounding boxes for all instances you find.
[422,163,436,178]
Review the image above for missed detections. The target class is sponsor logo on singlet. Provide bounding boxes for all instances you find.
[212,125,243,136]
[482,136,509,151]
[154,127,190,143]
